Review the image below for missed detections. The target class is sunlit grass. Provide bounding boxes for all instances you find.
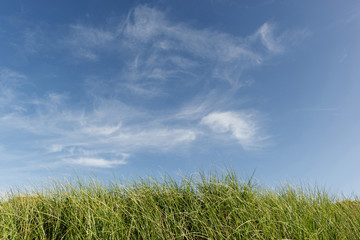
[0,170,359,239]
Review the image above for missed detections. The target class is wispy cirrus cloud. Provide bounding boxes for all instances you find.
[254,22,284,53]
[121,5,263,88]
[65,5,306,90]
[0,5,306,170]
[0,68,28,113]
[0,69,26,95]
[66,24,117,60]
[0,70,199,169]
[0,68,258,171]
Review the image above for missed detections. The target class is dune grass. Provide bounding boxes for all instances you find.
[0,170,359,239]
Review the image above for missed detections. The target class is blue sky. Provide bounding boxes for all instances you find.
[0,0,359,196]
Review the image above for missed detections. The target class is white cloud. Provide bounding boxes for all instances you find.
[81,123,122,136]
[251,22,311,54]
[255,22,284,53]
[48,144,64,153]
[64,156,128,168]
[201,111,264,149]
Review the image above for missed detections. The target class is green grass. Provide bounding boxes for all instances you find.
[0,170,359,239]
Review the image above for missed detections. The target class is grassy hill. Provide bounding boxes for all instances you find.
[0,170,359,239]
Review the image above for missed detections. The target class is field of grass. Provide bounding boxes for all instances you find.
[0,170,359,239]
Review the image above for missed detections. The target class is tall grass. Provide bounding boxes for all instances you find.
[0,170,359,239]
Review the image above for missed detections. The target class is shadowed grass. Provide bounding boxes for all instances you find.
[0,170,359,239]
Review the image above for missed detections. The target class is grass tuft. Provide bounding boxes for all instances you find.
[0,170,359,239]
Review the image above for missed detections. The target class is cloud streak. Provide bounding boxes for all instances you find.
[63,155,128,168]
